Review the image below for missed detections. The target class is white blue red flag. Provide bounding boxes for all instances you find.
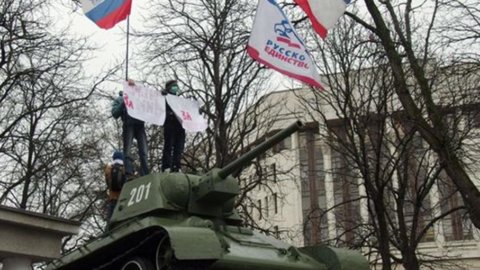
[80,0,132,29]
[248,0,324,89]
[294,0,350,39]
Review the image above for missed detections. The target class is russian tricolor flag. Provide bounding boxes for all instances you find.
[80,0,132,29]
[295,0,350,39]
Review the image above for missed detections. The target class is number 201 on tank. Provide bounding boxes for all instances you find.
[127,182,152,207]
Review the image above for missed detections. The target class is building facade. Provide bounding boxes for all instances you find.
[245,88,480,269]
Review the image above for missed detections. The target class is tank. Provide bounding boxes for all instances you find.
[47,121,369,270]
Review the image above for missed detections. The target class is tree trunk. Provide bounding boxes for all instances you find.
[363,0,480,230]
[402,249,420,270]
[439,151,480,228]
[373,198,393,270]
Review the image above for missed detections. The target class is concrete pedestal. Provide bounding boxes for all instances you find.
[0,205,80,270]
[2,257,31,270]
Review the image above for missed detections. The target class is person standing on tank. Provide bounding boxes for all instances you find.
[111,79,149,179]
[161,80,186,172]
[104,150,126,220]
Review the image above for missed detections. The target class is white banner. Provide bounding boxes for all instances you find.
[166,95,208,132]
[247,0,324,89]
[123,82,166,126]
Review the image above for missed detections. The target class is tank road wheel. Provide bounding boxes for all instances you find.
[155,236,176,270]
[121,256,155,270]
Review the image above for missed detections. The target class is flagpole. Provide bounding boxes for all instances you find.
[125,15,130,81]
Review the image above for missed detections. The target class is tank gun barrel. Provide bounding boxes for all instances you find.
[191,121,303,211]
[218,121,303,179]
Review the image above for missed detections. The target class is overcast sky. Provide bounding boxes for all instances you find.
[64,0,297,92]
[63,0,149,82]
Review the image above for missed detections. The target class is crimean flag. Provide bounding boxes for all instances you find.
[248,0,324,89]
[294,0,350,39]
[80,0,132,29]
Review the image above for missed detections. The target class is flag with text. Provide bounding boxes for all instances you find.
[247,0,324,89]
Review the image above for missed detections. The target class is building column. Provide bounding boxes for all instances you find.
[2,257,32,270]
[387,142,399,226]
[429,179,446,247]
[306,131,320,243]
[458,116,480,243]
[292,131,306,247]
[321,143,337,240]
[357,172,369,225]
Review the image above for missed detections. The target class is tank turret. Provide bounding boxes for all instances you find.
[109,121,304,228]
[47,121,370,270]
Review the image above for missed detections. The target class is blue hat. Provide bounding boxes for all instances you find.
[112,151,124,161]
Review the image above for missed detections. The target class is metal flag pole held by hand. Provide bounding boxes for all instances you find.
[125,15,130,81]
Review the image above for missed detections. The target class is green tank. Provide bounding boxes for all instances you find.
[47,121,369,270]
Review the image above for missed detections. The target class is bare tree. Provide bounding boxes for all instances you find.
[295,15,477,269]
[341,0,480,229]
[137,0,303,236]
[0,0,119,245]
[138,0,272,169]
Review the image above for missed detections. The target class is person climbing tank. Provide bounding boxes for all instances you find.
[47,121,369,270]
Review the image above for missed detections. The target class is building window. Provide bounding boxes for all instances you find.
[273,193,278,214]
[270,163,277,182]
[257,199,262,220]
[264,196,269,217]
[239,176,246,188]
[274,225,280,238]
[273,136,291,153]
[437,174,474,241]
[469,110,480,128]
[423,227,435,242]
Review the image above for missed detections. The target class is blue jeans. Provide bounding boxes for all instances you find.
[123,123,149,176]
[106,199,117,220]
[161,116,185,172]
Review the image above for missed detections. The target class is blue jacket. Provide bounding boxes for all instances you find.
[111,95,144,125]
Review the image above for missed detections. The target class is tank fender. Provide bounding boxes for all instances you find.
[299,245,369,270]
[162,226,224,260]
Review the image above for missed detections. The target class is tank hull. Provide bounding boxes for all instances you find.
[48,215,365,270]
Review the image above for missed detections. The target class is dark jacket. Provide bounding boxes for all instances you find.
[162,90,180,123]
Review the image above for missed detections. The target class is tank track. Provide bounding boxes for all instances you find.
[61,228,213,270]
